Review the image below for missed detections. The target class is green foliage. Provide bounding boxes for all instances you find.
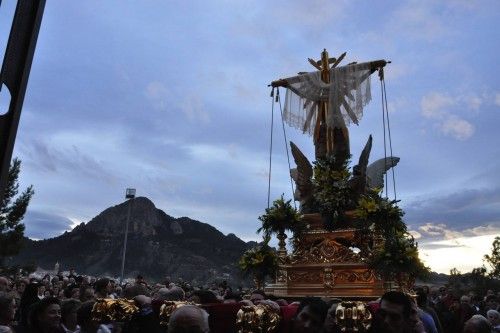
[312,155,353,227]
[445,266,500,296]
[238,237,278,288]
[354,190,430,281]
[0,158,34,265]
[354,190,406,234]
[484,236,500,279]
[370,232,430,282]
[257,195,306,240]
[448,267,462,286]
[238,237,278,283]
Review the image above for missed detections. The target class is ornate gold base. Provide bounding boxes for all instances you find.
[265,214,385,299]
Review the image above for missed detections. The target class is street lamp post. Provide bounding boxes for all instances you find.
[120,188,136,284]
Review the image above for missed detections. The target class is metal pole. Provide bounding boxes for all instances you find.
[120,198,133,284]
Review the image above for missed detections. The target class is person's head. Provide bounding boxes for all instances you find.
[16,280,26,294]
[249,290,266,304]
[80,276,90,286]
[29,297,62,332]
[114,286,122,298]
[94,278,110,297]
[164,276,171,286]
[135,275,145,285]
[0,292,16,325]
[37,284,45,296]
[133,295,151,309]
[223,290,241,303]
[187,290,218,305]
[421,285,429,295]
[485,295,499,311]
[61,299,81,329]
[168,305,209,333]
[70,287,80,300]
[415,287,428,308]
[487,309,500,327]
[438,286,447,296]
[52,285,59,295]
[122,284,150,299]
[77,301,99,333]
[323,302,341,333]
[463,314,492,333]
[80,286,95,302]
[292,297,328,333]
[22,281,40,299]
[377,291,415,333]
[75,276,84,286]
[461,295,471,305]
[0,277,9,292]
[429,286,439,298]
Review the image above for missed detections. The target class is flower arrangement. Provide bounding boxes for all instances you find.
[257,195,307,241]
[238,238,279,289]
[312,155,354,227]
[354,190,430,284]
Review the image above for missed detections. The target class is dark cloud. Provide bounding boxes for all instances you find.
[23,210,73,240]
[19,139,119,185]
[404,185,500,232]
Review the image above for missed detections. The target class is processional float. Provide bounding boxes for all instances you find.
[264,49,402,299]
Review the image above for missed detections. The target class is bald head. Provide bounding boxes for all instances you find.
[168,305,209,333]
[157,286,185,301]
[463,315,492,333]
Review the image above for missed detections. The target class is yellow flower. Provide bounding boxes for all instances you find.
[359,197,378,213]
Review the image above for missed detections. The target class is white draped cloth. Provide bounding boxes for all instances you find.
[283,62,373,135]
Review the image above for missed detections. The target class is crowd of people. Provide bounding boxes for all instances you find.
[0,270,498,333]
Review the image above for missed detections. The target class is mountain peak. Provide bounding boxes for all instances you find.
[84,196,164,236]
[10,198,253,282]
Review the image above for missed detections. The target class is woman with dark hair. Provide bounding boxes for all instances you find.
[60,299,81,333]
[28,297,64,333]
[93,279,110,299]
[19,282,41,329]
[77,301,99,333]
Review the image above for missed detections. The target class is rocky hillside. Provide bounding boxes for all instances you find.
[10,197,255,282]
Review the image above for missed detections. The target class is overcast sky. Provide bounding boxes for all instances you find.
[1,0,499,274]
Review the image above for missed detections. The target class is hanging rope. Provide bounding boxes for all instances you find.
[382,77,397,201]
[379,68,397,201]
[276,88,297,210]
[379,70,389,199]
[267,88,275,209]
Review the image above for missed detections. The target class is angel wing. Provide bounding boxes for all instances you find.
[366,156,400,189]
[350,135,373,195]
[290,141,313,202]
[355,135,372,176]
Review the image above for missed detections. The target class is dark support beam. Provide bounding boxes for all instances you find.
[0,0,46,202]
